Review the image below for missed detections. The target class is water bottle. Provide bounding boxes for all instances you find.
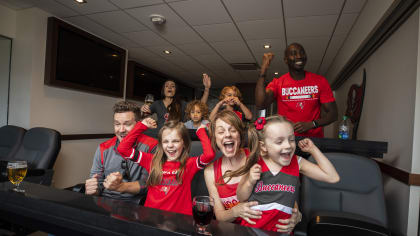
[338,116,350,140]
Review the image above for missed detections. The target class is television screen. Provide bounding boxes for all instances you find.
[126,61,194,101]
[45,17,126,97]
[132,65,166,100]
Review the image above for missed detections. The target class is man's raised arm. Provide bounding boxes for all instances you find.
[256,53,275,109]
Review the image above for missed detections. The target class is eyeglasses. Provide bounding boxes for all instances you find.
[120,160,131,180]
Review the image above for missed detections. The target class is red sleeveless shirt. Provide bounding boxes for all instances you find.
[213,148,250,210]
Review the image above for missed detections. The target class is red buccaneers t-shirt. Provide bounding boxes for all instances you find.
[266,71,335,137]
[117,123,215,215]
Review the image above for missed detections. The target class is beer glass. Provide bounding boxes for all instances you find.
[192,196,214,235]
[7,160,27,192]
[144,94,154,106]
[141,94,154,119]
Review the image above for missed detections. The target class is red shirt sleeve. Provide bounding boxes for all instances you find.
[318,76,335,104]
[132,150,153,172]
[266,77,279,99]
[116,122,153,171]
[190,128,215,172]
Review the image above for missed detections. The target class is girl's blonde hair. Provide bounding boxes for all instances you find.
[185,100,209,120]
[219,86,243,102]
[225,115,294,180]
[146,120,191,186]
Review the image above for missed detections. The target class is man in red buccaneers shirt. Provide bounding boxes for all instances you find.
[255,43,338,137]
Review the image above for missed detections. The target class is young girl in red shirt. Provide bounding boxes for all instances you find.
[234,115,340,232]
[209,86,253,122]
[117,118,215,215]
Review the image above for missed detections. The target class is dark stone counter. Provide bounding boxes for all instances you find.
[0,181,281,236]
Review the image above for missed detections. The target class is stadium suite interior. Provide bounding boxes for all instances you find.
[0,0,420,235]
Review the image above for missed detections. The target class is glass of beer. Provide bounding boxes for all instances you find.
[141,94,154,119]
[192,196,214,235]
[7,160,28,192]
[144,94,154,106]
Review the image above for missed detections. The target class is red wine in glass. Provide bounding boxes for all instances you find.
[193,204,214,226]
[192,196,214,235]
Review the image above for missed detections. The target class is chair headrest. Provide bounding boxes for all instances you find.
[0,125,26,143]
[22,127,61,151]
[307,153,382,193]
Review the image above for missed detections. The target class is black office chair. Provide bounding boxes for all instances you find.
[13,127,61,185]
[297,153,390,236]
[0,125,26,160]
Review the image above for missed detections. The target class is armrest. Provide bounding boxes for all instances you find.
[65,183,86,193]
[307,212,390,236]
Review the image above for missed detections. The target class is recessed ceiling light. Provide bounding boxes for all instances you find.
[74,0,87,4]
[111,54,118,57]
[163,50,171,54]
[263,44,271,49]
[150,14,166,25]
[274,72,279,75]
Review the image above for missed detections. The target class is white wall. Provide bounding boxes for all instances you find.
[0,4,16,38]
[8,8,33,129]
[0,5,15,126]
[0,37,11,126]
[324,0,396,138]
[332,8,420,236]
[5,7,126,188]
[326,0,396,83]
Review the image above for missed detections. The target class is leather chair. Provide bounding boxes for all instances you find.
[297,153,390,236]
[13,127,61,185]
[0,125,26,160]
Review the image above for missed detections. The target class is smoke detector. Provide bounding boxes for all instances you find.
[150,14,166,25]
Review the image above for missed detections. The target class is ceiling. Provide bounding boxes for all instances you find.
[0,0,366,88]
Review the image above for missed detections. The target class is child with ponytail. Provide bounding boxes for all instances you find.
[234,115,340,232]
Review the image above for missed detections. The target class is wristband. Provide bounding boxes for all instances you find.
[259,73,266,78]
[312,120,319,128]
[98,182,105,195]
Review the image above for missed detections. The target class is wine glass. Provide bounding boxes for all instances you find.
[192,196,214,235]
[7,160,28,192]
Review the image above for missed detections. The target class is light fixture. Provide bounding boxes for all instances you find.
[274,72,279,75]
[111,54,118,57]
[263,44,271,49]
[74,0,87,4]
[163,50,171,54]
[150,14,166,25]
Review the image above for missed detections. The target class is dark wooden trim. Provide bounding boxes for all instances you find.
[62,133,114,140]
[374,159,420,186]
[45,17,126,98]
[298,136,388,158]
[332,0,420,90]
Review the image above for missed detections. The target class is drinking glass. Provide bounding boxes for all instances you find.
[7,160,27,192]
[141,94,154,119]
[192,196,214,235]
[144,94,154,106]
